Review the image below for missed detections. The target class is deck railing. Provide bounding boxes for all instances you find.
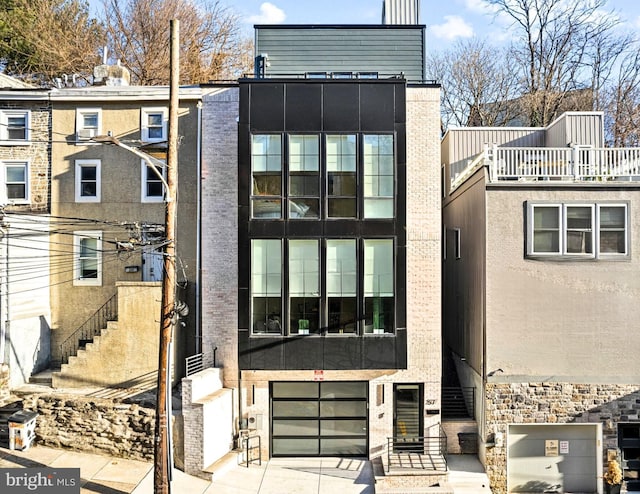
[451,145,640,190]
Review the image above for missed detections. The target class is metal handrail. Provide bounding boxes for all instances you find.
[243,434,261,467]
[386,424,448,473]
[58,293,118,365]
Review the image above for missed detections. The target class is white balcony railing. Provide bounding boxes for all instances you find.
[450,145,640,190]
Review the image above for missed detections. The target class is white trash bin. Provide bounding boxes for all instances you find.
[8,410,37,451]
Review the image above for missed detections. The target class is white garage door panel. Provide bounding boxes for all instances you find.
[508,424,598,494]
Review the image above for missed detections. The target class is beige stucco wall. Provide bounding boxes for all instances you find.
[49,93,200,368]
[53,282,161,388]
[485,186,640,382]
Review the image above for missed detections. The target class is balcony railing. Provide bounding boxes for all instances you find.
[451,145,640,190]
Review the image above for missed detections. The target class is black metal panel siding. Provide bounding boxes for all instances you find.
[239,79,408,371]
[255,26,425,82]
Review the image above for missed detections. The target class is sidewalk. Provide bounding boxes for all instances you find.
[0,444,489,493]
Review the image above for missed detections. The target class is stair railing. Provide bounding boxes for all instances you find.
[58,293,118,365]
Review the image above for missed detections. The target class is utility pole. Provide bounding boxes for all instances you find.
[154,19,180,494]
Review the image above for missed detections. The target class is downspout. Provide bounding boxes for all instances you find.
[195,101,202,355]
[0,219,7,364]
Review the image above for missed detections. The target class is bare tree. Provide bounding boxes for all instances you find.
[428,39,519,129]
[0,0,105,85]
[602,46,640,147]
[103,0,252,85]
[486,0,621,126]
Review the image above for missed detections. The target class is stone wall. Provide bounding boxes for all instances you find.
[21,393,155,461]
[484,382,640,494]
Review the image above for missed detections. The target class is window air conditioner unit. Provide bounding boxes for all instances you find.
[77,128,95,140]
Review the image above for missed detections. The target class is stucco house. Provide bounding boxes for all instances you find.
[442,111,640,493]
[47,67,203,389]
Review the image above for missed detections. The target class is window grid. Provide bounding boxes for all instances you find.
[74,231,102,286]
[363,134,394,218]
[75,160,101,202]
[3,161,28,202]
[251,238,395,336]
[289,135,320,219]
[141,108,167,142]
[141,159,166,202]
[251,135,283,219]
[1,110,29,142]
[528,203,628,258]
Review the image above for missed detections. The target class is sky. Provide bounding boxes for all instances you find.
[224,0,640,53]
[88,0,640,54]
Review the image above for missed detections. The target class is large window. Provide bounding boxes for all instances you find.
[289,135,319,218]
[252,239,282,334]
[3,161,28,203]
[364,239,394,334]
[326,135,357,218]
[363,135,394,218]
[252,135,282,218]
[528,202,628,258]
[250,238,395,336]
[326,240,357,334]
[75,159,101,202]
[289,240,320,334]
[74,231,102,286]
[251,133,396,221]
[0,110,29,143]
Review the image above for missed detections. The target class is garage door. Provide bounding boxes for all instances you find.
[270,381,368,456]
[508,424,599,493]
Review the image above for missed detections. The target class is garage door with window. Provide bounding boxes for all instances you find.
[271,381,368,456]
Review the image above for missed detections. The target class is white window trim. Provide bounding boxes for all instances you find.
[563,203,595,257]
[141,158,166,203]
[2,160,30,204]
[75,108,102,144]
[0,109,30,144]
[598,203,629,257]
[141,107,168,143]
[527,202,629,259]
[73,231,102,286]
[75,159,101,203]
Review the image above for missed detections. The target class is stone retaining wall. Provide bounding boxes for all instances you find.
[20,393,155,461]
[484,382,640,494]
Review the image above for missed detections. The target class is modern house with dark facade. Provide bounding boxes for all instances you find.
[442,112,640,493]
[188,18,442,484]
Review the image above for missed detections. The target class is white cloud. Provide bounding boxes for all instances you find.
[247,2,286,24]
[430,15,474,41]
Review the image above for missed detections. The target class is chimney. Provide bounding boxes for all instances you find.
[382,0,420,24]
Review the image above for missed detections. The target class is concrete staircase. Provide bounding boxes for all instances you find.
[51,282,162,390]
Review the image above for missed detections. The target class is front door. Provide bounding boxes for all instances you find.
[393,383,423,451]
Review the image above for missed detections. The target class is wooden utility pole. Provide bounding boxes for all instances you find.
[154,19,179,494]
